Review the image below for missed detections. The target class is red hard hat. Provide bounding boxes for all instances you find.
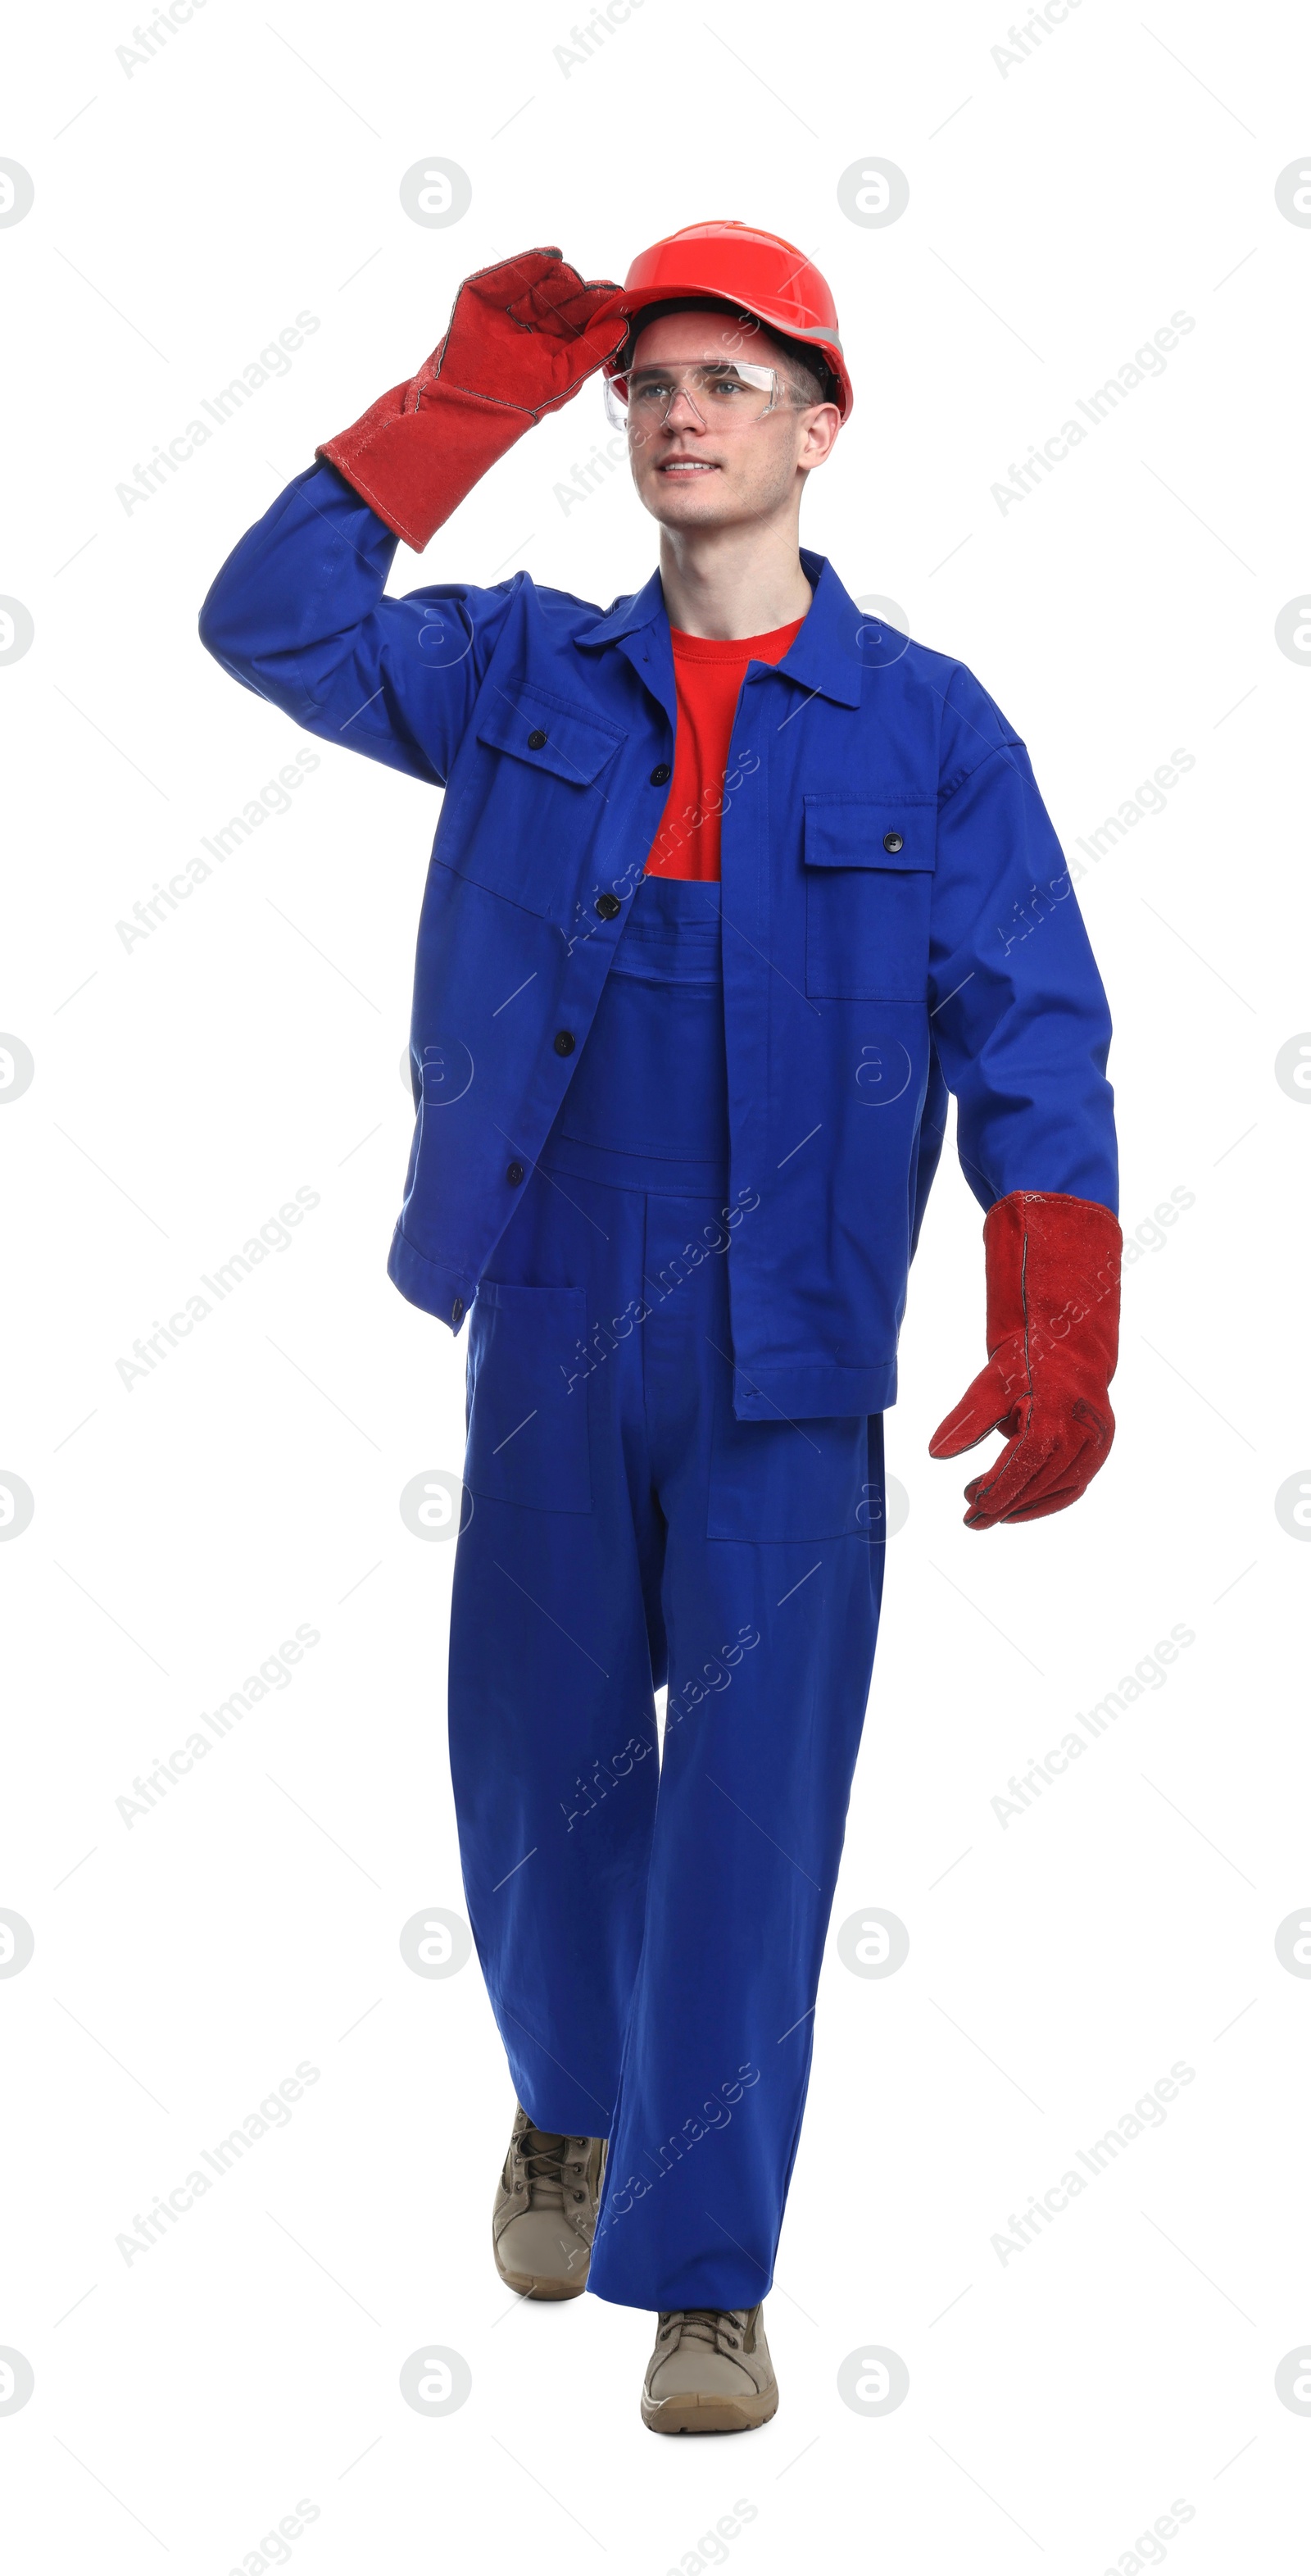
[592,219,852,420]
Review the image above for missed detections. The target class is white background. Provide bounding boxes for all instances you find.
[2,0,1309,2568]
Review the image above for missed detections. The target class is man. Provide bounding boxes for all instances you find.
[200,220,1120,2434]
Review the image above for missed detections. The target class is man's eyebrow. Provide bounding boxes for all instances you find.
[626,357,752,376]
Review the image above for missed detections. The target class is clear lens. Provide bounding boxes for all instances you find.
[603,360,779,436]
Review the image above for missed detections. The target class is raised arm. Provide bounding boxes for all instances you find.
[197,248,626,784]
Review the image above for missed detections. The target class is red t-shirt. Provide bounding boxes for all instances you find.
[644,615,807,881]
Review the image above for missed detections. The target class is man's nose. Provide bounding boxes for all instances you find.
[660,388,705,431]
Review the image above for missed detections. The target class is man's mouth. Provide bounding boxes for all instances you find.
[656,458,720,475]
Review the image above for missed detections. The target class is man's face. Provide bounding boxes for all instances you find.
[621,311,839,532]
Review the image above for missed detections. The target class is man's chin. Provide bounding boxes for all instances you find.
[639,472,742,528]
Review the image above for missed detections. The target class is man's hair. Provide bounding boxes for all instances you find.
[773,337,834,410]
[622,297,838,411]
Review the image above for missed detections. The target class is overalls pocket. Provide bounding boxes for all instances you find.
[464,1280,592,1514]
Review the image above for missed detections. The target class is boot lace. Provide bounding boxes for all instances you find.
[660,2307,750,2349]
[515,2124,569,2211]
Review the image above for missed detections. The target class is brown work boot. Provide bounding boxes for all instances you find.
[641,2304,778,2433]
[492,2105,606,2300]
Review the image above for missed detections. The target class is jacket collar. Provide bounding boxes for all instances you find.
[572,549,864,710]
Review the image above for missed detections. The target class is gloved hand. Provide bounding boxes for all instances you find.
[929,1190,1122,1528]
[317,247,627,551]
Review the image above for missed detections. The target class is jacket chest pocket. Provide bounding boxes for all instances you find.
[803,796,937,1001]
[438,684,627,927]
[464,1281,592,1515]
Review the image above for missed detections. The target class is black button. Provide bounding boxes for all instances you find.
[553,1029,575,1056]
[595,893,621,920]
[506,1160,524,1186]
[883,829,905,854]
[451,1296,465,1326]
[527,728,548,749]
[649,763,671,785]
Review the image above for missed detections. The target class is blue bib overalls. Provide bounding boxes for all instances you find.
[450,874,885,2312]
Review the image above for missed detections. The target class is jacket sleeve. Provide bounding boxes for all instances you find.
[197,460,519,787]
[926,664,1118,1219]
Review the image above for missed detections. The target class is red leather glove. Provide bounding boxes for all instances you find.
[929,1190,1122,1528]
[317,247,627,551]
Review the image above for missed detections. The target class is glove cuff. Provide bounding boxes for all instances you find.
[982,1188,1123,1381]
[317,375,533,552]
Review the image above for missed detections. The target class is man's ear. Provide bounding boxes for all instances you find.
[799,407,841,470]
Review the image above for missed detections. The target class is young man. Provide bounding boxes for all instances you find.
[200,221,1121,2434]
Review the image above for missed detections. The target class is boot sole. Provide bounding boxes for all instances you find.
[641,2389,778,2435]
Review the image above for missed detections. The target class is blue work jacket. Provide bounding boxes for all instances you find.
[199,461,1116,1421]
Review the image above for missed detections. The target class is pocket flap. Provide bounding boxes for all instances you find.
[475,686,625,788]
[804,796,937,871]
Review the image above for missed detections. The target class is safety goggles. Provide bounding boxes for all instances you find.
[602,359,782,435]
